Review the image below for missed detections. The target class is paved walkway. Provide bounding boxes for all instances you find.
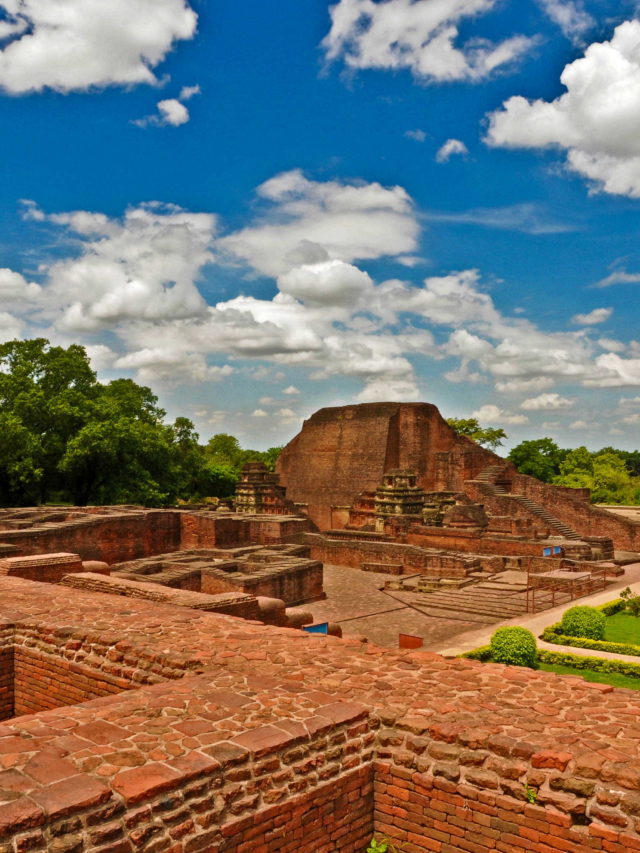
[433,562,640,659]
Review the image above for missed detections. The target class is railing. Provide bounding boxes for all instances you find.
[525,564,607,613]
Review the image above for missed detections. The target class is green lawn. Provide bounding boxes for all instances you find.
[538,662,640,691]
[604,611,640,645]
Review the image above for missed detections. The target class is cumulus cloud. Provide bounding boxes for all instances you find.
[8,171,640,402]
[486,21,640,198]
[0,0,197,94]
[278,260,373,308]
[0,268,41,302]
[134,99,190,128]
[114,349,234,384]
[569,419,590,429]
[538,0,594,45]
[435,139,469,162]
[472,404,529,425]
[322,0,534,84]
[134,84,199,127]
[571,307,612,325]
[31,202,217,331]
[405,129,427,142]
[0,312,22,343]
[251,409,268,417]
[520,392,573,410]
[219,169,419,277]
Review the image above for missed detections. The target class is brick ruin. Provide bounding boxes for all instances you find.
[0,577,637,853]
[275,402,640,610]
[0,401,639,851]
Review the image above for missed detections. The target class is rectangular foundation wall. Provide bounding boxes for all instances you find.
[373,763,610,853]
[0,636,13,722]
[13,646,129,715]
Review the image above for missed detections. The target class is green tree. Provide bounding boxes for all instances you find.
[508,438,566,483]
[0,338,240,508]
[205,433,283,473]
[446,417,507,451]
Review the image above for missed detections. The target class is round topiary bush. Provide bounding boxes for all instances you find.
[489,626,537,668]
[561,606,605,640]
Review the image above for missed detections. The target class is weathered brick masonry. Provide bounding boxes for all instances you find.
[276,402,640,551]
[0,578,639,852]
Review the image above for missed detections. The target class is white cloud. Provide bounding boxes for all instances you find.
[85,344,117,372]
[278,260,373,308]
[251,409,268,417]
[114,348,234,384]
[590,353,640,387]
[597,338,625,352]
[521,392,573,410]
[0,268,41,302]
[282,385,300,395]
[569,419,589,429]
[472,404,529,425]
[275,407,299,425]
[538,0,594,45]
[134,83,197,128]
[259,397,276,405]
[622,413,640,425]
[495,377,555,392]
[595,269,640,287]
[425,203,572,235]
[0,312,22,343]
[9,173,640,404]
[486,21,640,198]
[322,0,534,84]
[571,307,612,325]
[33,202,217,331]
[405,129,427,142]
[0,0,197,94]
[157,99,190,126]
[179,84,200,101]
[435,139,469,163]
[219,169,419,277]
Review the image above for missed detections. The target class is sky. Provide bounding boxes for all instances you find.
[2,0,640,452]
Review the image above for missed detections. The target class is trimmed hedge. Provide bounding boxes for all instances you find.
[598,598,625,617]
[462,645,491,662]
[561,606,605,640]
[541,598,640,656]
[538,649,640,680]
[490,626,537,667]
[542,622,640,657]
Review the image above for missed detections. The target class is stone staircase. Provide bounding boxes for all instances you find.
[475,464,583,541]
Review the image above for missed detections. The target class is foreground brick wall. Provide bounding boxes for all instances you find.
[0,577,639,853]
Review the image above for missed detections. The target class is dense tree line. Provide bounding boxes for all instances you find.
[0,339,282,508]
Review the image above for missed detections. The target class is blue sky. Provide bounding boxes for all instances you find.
[2,0,640,451]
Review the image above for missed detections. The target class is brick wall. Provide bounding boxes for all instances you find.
[304,533,477,577]
[0,578,640,853]
[0,623,13,722]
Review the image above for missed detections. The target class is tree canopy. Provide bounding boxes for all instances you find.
[0,339,282,508]
[446,417,507,451]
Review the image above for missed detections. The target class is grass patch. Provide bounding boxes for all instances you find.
[538,662,640,691]
[604,611,640,644]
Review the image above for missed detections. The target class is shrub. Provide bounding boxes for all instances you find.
[538,650,640,680]
[461,645,492,661]
[561,606,605,640]
[490,627,537,668]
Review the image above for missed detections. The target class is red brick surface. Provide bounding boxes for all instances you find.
[0,576,638,852]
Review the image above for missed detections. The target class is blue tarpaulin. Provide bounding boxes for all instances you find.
[303,622,328,635]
